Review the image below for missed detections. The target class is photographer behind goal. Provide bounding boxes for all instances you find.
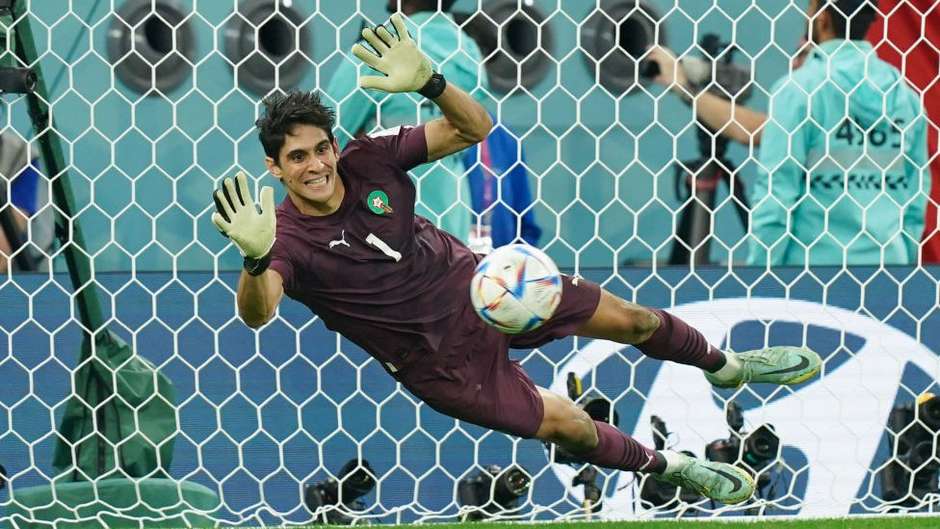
[646,0,929,267]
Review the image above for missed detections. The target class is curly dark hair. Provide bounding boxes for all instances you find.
[255,90,336,162]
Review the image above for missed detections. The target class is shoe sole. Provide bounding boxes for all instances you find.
[778,361,822,385]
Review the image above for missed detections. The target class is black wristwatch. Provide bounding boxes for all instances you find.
[243,252,272,276]
[418,72,447,99]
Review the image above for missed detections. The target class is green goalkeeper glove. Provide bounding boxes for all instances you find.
[351,13,437,94]
[211,171,276,262]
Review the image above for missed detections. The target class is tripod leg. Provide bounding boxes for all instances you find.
[669,161,714,265]
[669,198,694,265]
[672,163,720,266]
[725,170,750,232]
[690,171,717,265]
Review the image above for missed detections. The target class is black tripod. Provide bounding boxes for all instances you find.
[668,127,750,265]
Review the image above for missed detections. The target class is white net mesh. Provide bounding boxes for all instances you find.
[0,0,938,526]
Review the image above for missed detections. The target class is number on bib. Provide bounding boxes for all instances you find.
[366,233,402,262]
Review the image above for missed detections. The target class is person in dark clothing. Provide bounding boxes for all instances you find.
[211,13,822,505]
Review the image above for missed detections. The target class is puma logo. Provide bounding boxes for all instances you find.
[329,230,350,249]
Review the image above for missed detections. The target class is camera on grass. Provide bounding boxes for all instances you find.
[304,459,377,525]
[457,464,531,521]
[879,393,940,509]
[705,401,780,492]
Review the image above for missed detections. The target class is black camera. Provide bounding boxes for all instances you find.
[572,466,602,512]
[638,415,702,508]
[457,464,531,521]
[705,402,780,492]
[304,459,377,525]
[879,394,940,508]
[641,33,752,103]
[647,33,755,266]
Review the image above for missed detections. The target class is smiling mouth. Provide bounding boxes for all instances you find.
[304,174,328,187]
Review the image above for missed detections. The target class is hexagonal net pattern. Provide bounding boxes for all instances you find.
[0,0,938,526]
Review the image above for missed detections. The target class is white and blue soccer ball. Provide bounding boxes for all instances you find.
[470,244,563,334]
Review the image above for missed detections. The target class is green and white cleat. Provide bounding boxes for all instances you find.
[706,346,822,389]
[656,451,755,505]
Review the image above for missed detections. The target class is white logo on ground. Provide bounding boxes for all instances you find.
[549,298,938,519]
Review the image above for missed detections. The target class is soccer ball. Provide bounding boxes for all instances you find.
[470,244,563,334]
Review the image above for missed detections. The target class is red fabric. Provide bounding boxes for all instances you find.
[867,1,940,262]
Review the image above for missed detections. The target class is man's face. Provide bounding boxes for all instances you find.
[267,124,342,213]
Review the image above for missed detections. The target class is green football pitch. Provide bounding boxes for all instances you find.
[273,518,940,529]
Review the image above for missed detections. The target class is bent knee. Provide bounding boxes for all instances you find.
[608,301,660,343]
[535,390,597,452]
[627,305,661,343]
[579,291,661,344]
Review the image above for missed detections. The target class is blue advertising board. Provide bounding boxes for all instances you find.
[0,265,938,524]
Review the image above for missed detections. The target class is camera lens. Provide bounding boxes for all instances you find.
[919,396,940,430]
[494,466,531,504]
[639,60,660,79]
[705,438,739,464]
[742,425,780,470]
[909,441,940,470]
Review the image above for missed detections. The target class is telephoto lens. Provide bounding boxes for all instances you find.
[493,465,532,506]
[918,395,940,431]
[742,425,780,471]
[457,464,531,521]
[303,459,376,525]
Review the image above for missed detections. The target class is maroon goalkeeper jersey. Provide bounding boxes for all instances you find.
[268,125,478,371]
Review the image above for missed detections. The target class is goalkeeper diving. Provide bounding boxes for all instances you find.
[211,13,822,504]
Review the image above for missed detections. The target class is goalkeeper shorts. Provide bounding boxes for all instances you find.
[393,274,601,438]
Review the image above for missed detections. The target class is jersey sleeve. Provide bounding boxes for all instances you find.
[268,240,295,291]
[367,125,428,171]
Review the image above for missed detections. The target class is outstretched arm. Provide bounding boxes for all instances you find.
[236,267,284,328]
[647,47,766,146]
[422,82,492,162]
[212,172,284,328]
[351,13,492,162]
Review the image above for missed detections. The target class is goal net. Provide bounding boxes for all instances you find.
[0,0,938,526]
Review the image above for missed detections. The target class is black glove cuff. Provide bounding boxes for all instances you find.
[243,252,272,276]
[418,72,446,99]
